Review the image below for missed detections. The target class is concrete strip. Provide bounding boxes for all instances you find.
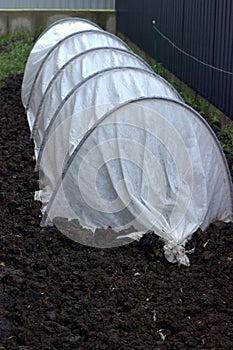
[0,10,116,35]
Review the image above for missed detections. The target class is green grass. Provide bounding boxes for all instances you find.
[0,32,34,87]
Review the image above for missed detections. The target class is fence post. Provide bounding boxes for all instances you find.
[152,20,159,74]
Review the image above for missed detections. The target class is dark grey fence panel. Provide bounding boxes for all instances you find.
[211,0,233,115]
[116,0,233,119]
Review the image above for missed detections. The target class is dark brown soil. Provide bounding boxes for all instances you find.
[0,74,233,350]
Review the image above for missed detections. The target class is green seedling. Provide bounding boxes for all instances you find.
[198,99,209,115]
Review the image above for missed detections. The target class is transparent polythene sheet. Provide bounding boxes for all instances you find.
[40,99,233,266]
[22,18,102,109]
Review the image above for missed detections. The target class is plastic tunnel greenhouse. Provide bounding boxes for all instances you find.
[22,18,233,266]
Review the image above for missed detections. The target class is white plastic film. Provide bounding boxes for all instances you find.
[22,18,102,109]
[41,99,233,266]
[34,67,182,162]
[31,48,152,140]
[35,67,183,211]
[25,31,130,131]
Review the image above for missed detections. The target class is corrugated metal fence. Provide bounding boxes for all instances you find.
[0,0,115,9]
[116,0,233,119]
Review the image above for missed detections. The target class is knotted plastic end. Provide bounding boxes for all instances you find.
[163,242,190,267]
